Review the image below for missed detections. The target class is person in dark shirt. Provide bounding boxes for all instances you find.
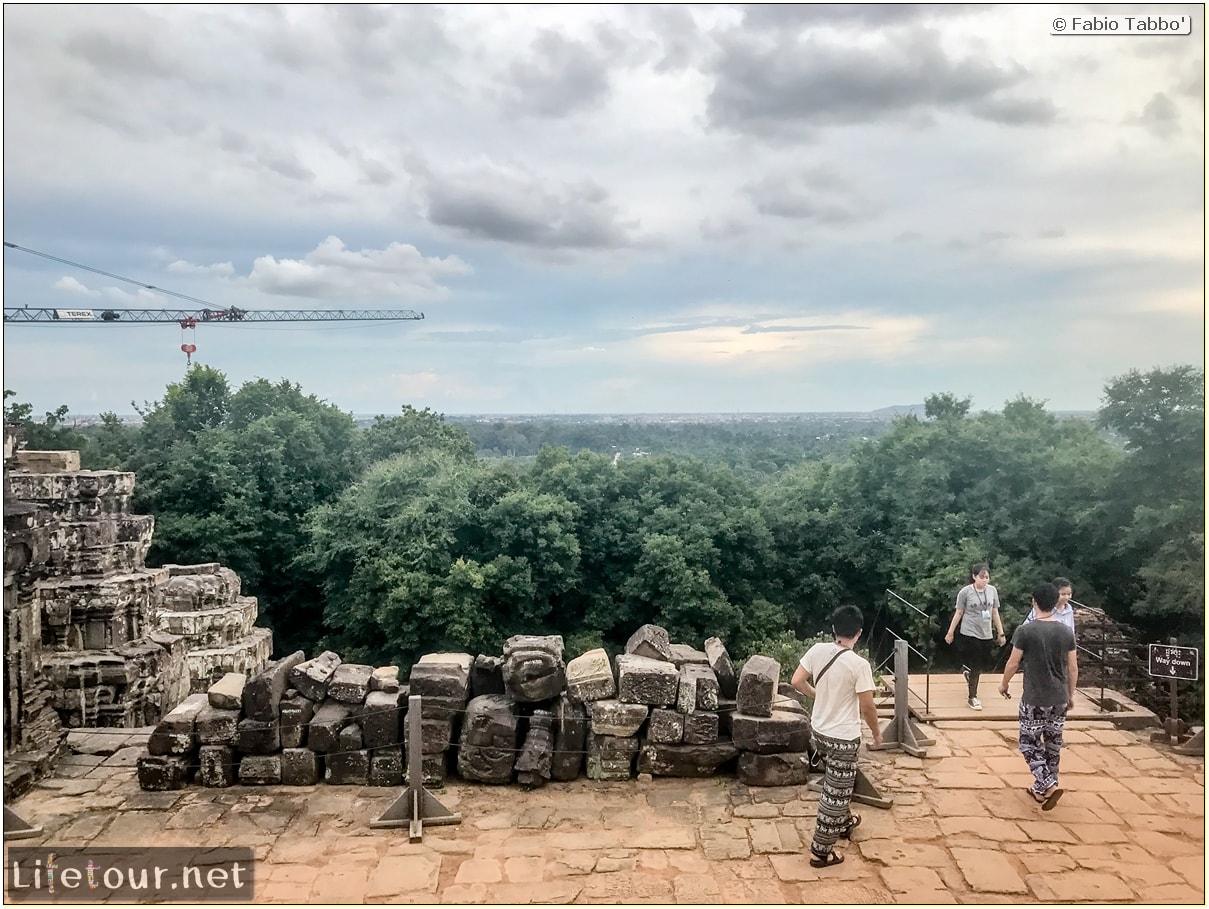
[998,581,1078,810]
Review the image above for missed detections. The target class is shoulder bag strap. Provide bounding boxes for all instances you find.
[813,646,852,685]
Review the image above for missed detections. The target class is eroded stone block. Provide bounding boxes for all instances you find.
[704,637,738,699]
[735,655,780,718]
[198,745,235,788]
[625,624,672,661]
[281,748,320,786]
[587,699,649,737]
[647,708,685,744]
[616,654,678,707]
[238,754,282,785]
[566,648,615,702]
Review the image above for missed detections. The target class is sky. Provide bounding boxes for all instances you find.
[2,3,1204,416]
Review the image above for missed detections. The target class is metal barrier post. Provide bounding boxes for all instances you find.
[370,695,461,841]
[878,639,936,758]
[3,805,43,840]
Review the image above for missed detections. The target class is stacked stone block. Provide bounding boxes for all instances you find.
[159,564,273,692]
[730,655,814,786]
[135,626,815,793]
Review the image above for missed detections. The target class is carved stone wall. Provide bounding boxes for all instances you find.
[3,447,271,754]
[158,563,273,692]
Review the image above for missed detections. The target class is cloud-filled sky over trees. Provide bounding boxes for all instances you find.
[3,4,1203,414]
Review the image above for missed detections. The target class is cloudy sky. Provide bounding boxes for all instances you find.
[3,4,1203,416]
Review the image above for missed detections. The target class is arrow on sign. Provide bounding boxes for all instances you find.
[1171,667,1177,675]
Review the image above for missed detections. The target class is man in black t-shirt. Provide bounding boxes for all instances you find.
[998,581,1077,810]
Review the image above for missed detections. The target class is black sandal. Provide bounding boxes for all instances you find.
[841,814,862,840]
[809,850,845,868]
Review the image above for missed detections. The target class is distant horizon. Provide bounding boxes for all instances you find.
[55,404,1101,424]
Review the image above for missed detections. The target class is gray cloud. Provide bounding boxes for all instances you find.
[413,158,639,250]
[1135,91,1181,137]
[742,4,980,29]
[257,151,314,182]
[744,168,873,225]
[706,28,1032,137]
[973,95,1059,126]
[502,29,613,118]
[1178,60,1204,99]
[63,27,184,82]
[700,217,748,241]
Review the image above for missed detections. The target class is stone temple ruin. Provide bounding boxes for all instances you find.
[2,431,271,798]
[135,623,814,792]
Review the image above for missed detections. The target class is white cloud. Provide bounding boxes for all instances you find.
[177,236,475,302]
[167,259,235,278]
[53,276,98,296]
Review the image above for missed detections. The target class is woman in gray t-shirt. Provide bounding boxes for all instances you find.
[943,562,1008,710]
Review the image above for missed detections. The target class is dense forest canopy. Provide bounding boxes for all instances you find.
[5,366,1203,692]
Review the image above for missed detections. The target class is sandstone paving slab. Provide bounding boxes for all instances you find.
[671,872,723,902]
[1059,773,1129,793]
[365,853,441,897]
[1171,854,1206,888]
[1145,882,1209,903]
[1009,849,1076,874]
[950,847,1028,894]
[490,880,584,904]
[1128,829,1206,856]
[879,865,946,893]
[790,880,894,904]
[1071,823,1131,844]
[935,728,1009,748]
[938,816,1029,841]
[501,856,547,883]
[1027,870,1136,902]
[1021,819,1078,843]
[927,789,984,816]
[929,771,1005,789]
[309,868,369,904]
[550,852,597,876]
[577,871,674,903]
[454,858,503,884]
[769,850,876,883]
[857,840,951,867]
[1113,861,1191,889]
[699,825,751,860]
[1157,788,1208,808]
[629,826,696,849]
[749,818,804,853]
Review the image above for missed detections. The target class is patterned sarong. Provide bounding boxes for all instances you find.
[1018,701,1066,794]
[810,730,862,857]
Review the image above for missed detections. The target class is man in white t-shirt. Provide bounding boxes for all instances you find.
[790,604,883,869]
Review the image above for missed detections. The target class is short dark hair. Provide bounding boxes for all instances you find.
[831,604,864,638]
[969,562,990,582]
[1052,577,1072,591]
[1033,582,1059,613]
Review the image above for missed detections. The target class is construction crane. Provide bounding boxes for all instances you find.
[4,306,425,364]
[3,242,429,363]
[4,307,424,323]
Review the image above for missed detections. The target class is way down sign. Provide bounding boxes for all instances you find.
[1148,644,1199,681]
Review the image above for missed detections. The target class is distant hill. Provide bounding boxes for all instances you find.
[870,404,926,417]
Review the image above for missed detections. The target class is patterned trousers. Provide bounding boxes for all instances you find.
[1018,701,1067,794]
[810,731,861,857]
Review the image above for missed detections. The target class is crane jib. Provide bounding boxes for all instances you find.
[4,308,425,323]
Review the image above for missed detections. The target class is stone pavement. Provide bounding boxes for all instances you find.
[6,720,1204,904]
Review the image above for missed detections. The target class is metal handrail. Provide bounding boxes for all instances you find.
[882,590,934,714]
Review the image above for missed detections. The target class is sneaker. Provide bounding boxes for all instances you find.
[968,697,982,710]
